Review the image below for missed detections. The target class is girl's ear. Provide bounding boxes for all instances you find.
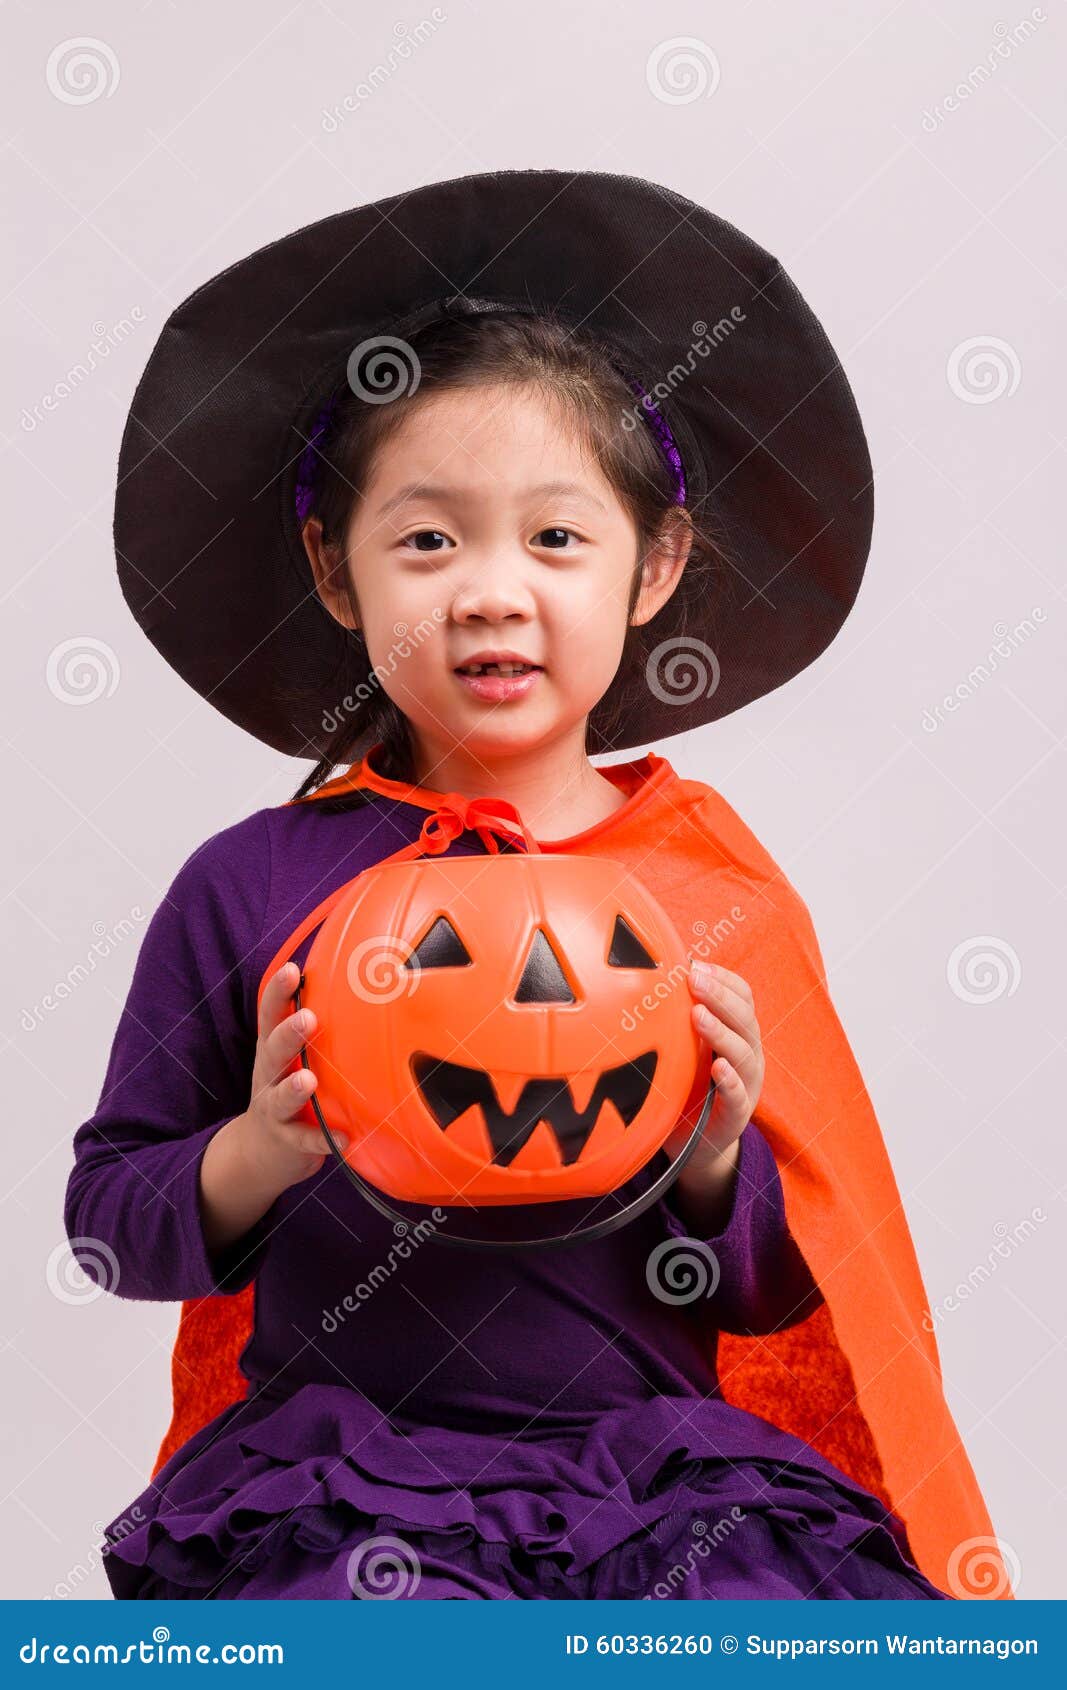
[630,509,694,629]
[302,515,360,634]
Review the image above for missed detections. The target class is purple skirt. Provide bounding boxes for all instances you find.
[101,1385,951,1600]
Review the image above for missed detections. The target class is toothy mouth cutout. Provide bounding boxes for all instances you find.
[411,1050,659,1167]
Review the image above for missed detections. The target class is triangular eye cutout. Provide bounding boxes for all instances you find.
[405,915,472,969]
[608,914,657,969]
[514,929,575,1004]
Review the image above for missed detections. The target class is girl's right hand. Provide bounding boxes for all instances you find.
[239,961,348,1192]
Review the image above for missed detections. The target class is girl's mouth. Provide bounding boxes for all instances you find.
[453,661,543,702]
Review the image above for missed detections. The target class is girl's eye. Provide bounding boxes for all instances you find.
[399,527,581,552]
[534,527,581,549]
[401,530,452,552]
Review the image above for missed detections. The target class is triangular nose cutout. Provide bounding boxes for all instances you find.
[514,929,575,1004]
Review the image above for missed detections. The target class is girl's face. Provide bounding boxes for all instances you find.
[307,382,688,768]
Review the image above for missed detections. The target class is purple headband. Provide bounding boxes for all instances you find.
[293,370,687,524]
[294,399,337,524]
[622,375,688,505]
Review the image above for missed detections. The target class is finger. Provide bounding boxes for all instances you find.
[276,1108,350,1157]
[709,1057,750,1127]
[280,1126,348,1159]
[696,962,754,1004]
[267,1064,319,1122]
[260,1007,318,1087]
[691,1003,759,1084]
[265,1068,343,1142]
[268,1065,347,1140]
[688,969,761,1046]
[258,961,303,1039]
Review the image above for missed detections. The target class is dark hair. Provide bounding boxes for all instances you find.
[291,309,730,811]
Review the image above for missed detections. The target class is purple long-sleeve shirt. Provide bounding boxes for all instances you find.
[64,790,820,1434]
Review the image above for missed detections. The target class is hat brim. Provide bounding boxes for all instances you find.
[114,168,873,758]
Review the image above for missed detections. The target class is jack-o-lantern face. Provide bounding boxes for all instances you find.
[407,913,659,1169]
[301,853,701,1207]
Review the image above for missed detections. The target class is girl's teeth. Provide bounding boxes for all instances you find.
[461,662,533,675]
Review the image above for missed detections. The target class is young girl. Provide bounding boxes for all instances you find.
[66,170,1002,1601]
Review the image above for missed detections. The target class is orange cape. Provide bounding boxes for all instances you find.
[155,748,1005,1596]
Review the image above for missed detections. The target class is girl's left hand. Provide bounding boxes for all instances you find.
[679,960,765,1162]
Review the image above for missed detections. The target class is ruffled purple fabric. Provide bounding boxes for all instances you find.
[101,1385,950,1601]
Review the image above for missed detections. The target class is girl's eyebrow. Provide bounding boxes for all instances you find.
[375,479,608,518]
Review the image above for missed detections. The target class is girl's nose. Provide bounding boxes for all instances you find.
[449,564,538,624]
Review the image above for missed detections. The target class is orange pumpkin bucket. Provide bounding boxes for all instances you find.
[257,796,715,1249]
